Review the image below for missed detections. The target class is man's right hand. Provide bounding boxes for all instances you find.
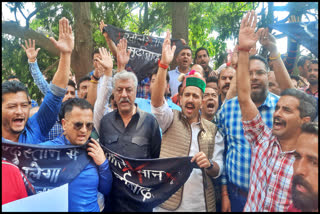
[97,47,113,76]
[117,38,131,67]
[238,10,263,51]
[160,30,176,66]
[21,39,40,62]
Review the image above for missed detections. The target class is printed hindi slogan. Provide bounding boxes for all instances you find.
[104,24,185,82]
[2,139,90,193]
[104,147,198,209]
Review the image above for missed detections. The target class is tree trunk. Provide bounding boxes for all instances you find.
[72,2,93,83]
[170,2,189,69]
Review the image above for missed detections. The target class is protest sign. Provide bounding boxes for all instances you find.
[2,139,90,193]
[104,25,185,81]
[104,146,199,210]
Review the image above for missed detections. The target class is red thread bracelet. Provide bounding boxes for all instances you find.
[237,47,250,52]
[158,59,169,69]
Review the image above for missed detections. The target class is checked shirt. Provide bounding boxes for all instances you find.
[216,92,279,191]
[243,113,295,212]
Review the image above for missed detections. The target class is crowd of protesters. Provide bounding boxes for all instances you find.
[2,10,318,212]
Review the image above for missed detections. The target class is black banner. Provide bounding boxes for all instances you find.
[2,139,90,193]
[104,25,184,81]
[2,139,198,209]
[104,146,198,209]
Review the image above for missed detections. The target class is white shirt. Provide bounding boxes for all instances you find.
[93,75,113,134]
[151,100,224,212]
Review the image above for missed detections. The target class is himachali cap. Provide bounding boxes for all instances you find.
[181,70,206,93]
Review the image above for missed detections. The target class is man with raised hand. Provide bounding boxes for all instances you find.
[98,46,162,211]
[217,12,294,212]
[151,30,224,212]
[2,17,73,144]
[236,10,316,212]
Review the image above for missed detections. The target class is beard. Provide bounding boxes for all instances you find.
[308,78,318,85]
[292,175,318,211]
[250,85,268,103]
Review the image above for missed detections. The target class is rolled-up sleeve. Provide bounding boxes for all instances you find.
[151,99,174,133]
[212,131,224,178]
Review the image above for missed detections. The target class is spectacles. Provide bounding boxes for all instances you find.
[71,121,94,131]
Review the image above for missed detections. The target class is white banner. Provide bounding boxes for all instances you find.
[2,183,68,212]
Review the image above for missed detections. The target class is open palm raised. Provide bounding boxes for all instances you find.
[238,11,263,51]
[49,17,74,54]
[21,39,40,61]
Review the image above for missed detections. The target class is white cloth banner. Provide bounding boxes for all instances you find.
[2,183,68,212]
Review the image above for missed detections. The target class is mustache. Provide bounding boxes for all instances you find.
[222,83,230,89]
[185,102,195,108]
[292,175,313,193]
[309,75,317,78]
[119,98,131,104]
[274,116,286,124]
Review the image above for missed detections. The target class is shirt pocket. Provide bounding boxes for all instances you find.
[131,136,149,147]
[106,135,119,144]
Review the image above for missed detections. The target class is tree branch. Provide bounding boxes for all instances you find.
[17,4,27,21]
[14,5,19,25]
[42,59,60,76]
[2,21,60,56]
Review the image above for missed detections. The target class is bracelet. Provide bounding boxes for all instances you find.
[90,79,98,84]
[237,47,250,52]
[92,74,100,81]
[28,58,37,63]
[269,52,281,60]
[158,59,169,69]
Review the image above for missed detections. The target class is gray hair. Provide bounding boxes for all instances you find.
[112,70,138,90]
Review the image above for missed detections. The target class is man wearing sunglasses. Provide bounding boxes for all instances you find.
[40,98,112,212]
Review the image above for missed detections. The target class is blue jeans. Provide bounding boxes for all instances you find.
[227,183,248,212]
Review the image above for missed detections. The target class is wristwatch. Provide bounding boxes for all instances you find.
[206,159,214,170]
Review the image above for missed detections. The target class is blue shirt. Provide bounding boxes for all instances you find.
[135,97,181,114]
[31,99,38,108]
[40,135,112,212]
[29,60,50,95]
[3,84,66,144]
[45,119,64,141]
[216,92,279,191]
[168,66,191,96]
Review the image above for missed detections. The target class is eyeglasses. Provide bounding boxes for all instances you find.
[71,121,94,131]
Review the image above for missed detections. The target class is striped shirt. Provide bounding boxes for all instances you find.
[216,92,279,191]
[243,113,294,212]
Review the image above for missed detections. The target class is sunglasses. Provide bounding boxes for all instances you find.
[71,121,94,131]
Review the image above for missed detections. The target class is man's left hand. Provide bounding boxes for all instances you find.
[259,27,278,54]
[191,151,211,169]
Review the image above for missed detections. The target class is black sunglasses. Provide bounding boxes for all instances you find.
[72,122,94,131]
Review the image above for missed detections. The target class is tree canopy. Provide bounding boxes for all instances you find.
[2,2,317,103]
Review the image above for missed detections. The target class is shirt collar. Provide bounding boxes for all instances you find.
[115,103,140,120]
[258,92,276,109]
